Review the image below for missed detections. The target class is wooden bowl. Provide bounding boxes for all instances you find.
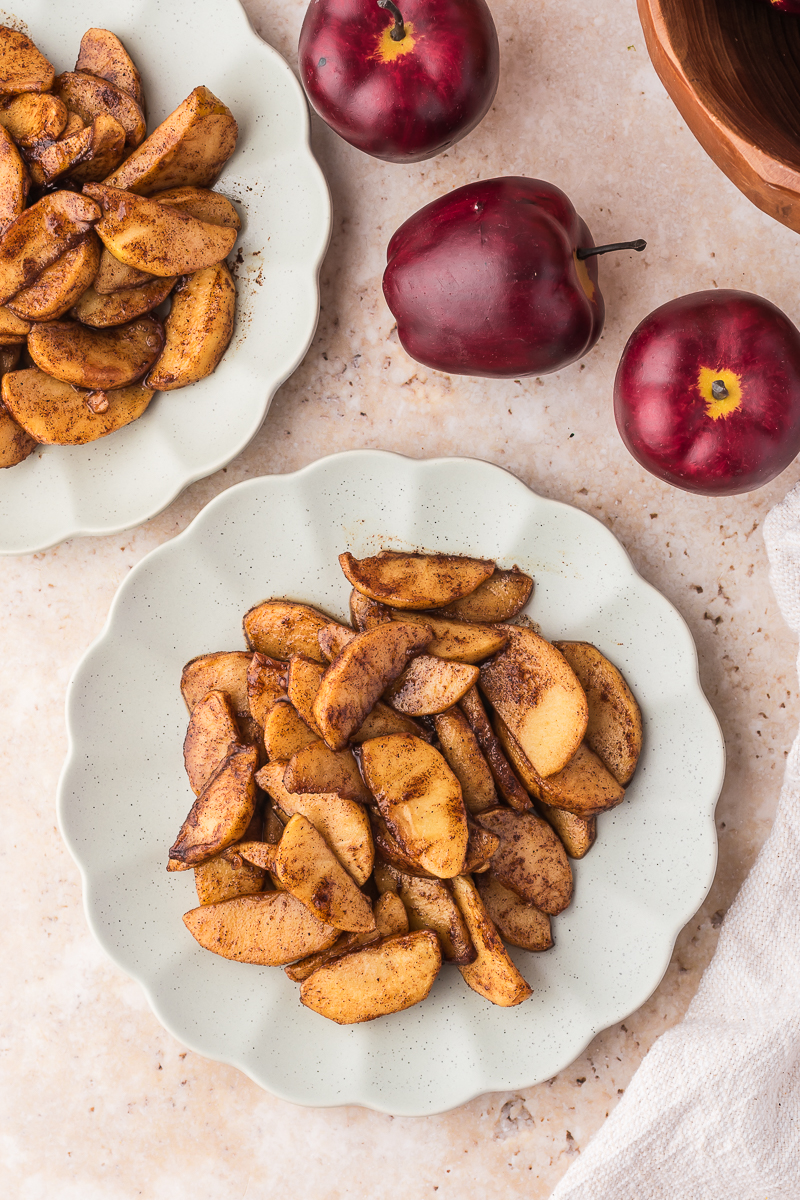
[638,0,800,232]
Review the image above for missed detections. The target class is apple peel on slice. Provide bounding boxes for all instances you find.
[450,875,533,1007]
[340,550,495,610]
[183,688,240,796]
[169,743,258,869]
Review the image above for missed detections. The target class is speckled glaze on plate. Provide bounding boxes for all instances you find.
[57,451,724,1116]
[0,0,330,556]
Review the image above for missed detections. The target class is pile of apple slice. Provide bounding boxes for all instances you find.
[0,26,239,469]
[169,550,642,1025]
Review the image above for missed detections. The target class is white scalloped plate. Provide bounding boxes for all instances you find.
[58,451,724,1115]
[0,0,330,556]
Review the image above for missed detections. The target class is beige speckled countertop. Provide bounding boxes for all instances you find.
[3,0,800,1195]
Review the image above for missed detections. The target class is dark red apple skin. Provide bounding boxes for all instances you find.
[614,290,800,496]
[382,177,604,378]
[755,0,800,13]
[298,0,499,164]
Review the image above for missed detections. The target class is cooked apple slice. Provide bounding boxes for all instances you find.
[374,891,409,938]
[273,813,375,933]
[243,600,333,663]
[553,641,643,785]
[459,686,531,811]
[433,567,534,621]
[313,623,433,750]
[390,610,507,663]
[8,236,101,322]
[0,127,27,235]
[284,928,380,982]
[104,85,237,194]
[384,655,479,715]
[147,262,235,390]
[480,627,588,778]
[256,759,373,884]
[0,306,27,338]
[183,688,240,795]
[0,28,54,95]
[350,699,431,743]
[450,875,533,1006]
[54,71,145,148]
[477,807,573,915]
[184,890,339,965]
[156,186,241,229]
[465,819,499,873]
[300,930,442,1024]
[474,873,553,952]
[181,651,251,715]
[369,811,436,878]
[284,740,372,803]
[317,621,356,662]
[28,315,164,390]
[0,92,67,145]
[376,862,475,963]
[26,112,126,186]
[60,111,85,138]
[169,743,258,868]
[84,182,237,277]
[361,735,468,878]
[232,840,276,871]
[247,653,288,727]
[340,550,495,610]
[263,702,319,761]
[1,369,153,444]
[71,274,176,328]
[433,708,497,814]
[495,715,624,817]
[193,849,265,905]
[286,656,325,735]
[93,249,154,294]
[536,802,596,859]
[75,28,144,108]
[0,404,35,467]
[0,190,99,304]
[349,588,393,631]
[0,342,18,370]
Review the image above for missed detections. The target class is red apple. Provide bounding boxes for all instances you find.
[383,176,644,378]
[614,290,800,495]
[755,1,800,13]
[298,0,499,163]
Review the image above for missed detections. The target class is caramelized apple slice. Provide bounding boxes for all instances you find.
[1,369,153,445]
[434,567,533,621]
[0,191,100,305]
[0,127,27,235]
[8,236,101,322]
[553,641,643,785]
[147,262,235,390]
[93,249,154,294]
[340,550,494,609]
[375,861,475,964]
[0,92,67,145]
[273,813,375,933]
[432,708,497,814]
[243,600,333,663]
[536,802,596,859]
[474,873,553,952]
[27,112,126,186]
[169,743,258,869]
[459,686,531,810]
[156,186,241,229]
[384,655,478,715]
[0,403,35,467]
[0,28,54,95]
[72,275,176,328]
[451,875,532,1007]
[27,315,164,390]
[283,740,371,803]
[477,807,573,915]
[183,688,240,795]
[75,28,144,108]
[184,891,338,966]
[54,71,145,148]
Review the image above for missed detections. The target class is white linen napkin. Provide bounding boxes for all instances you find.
[550,483,800,1200]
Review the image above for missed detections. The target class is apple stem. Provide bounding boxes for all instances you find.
[711,379,729,400]
[576,239,647,260]
[377,0,406,40]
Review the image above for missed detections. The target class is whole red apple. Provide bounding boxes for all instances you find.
[298,0,499,163]
[614,290,800,496]
[383,176,645,378]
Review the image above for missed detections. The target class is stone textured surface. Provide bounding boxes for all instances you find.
[2,0,800,1196]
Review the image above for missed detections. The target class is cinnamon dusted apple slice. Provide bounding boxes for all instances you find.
[247,653,288,728]
[54,71,145,148]
[104,86,237,195]
[374,861,475,964]
[384,655,478,715]
[72,275,176,328]
[28,315,164,390]
[183,891,339,966]
[340,550,495,609]
[75,28,144,108]
[464,819,499,873]
[317,621,356,662]
[369,810,436,878]
[193,847,266,906]
[284,927,380,983]
[262,702,319,761]
[169,743,258,869]
[459,686,531,811]
[0,28,54,95]
[84,183,237,277]
[8,236,101,322]
[553,641,643,785]
[477,807,573,915]
[312,622,433,750]
[256,759,374,885]
[433,708,497,814]
[360,735,468,878]
[350,699,430,743]
[536,802,596,860]
[0,92,67,145]
[374,892,409,938]
[183,689,240,796]
[494,716,624,818]
[156,186,241,230]
[147,262,235,390]
[479,626,587,778]
[27,113,126,186]
[273,813,375,933]
[283,740,371,803]
[450,875,533,1007]
[1,370,154,445]
[433,566,533,621]
[474,873,553,952]
[181,651,252,715]
[243,600,333,663]
[0,404,35,467]
[299,930,442,1024]
[390,609,507,662]
[232,841,276,871]
[349,588,392,631]
[286,656,325,734]
[93,249,154,294]
[60,112,85,139]
[0,191,100,304]
[0,127,27,235]
[0,306,28,338]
